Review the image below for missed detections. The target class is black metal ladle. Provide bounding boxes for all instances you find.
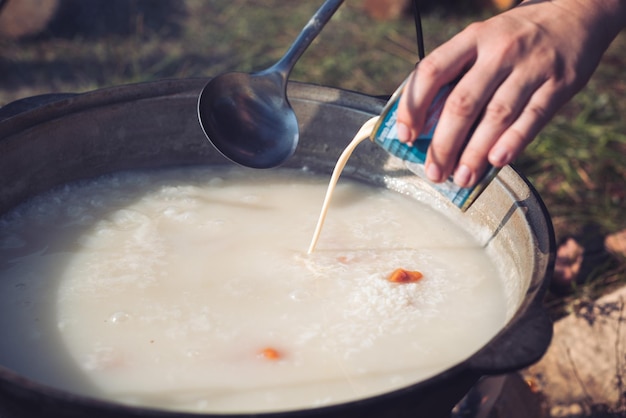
[197,0,344,168]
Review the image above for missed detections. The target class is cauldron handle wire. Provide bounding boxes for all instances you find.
[412,0,425,60]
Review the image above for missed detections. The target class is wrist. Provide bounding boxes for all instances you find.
[553,0,626,45]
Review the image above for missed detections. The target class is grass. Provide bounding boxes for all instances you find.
[0,0,483,100]
[1,0,625,319]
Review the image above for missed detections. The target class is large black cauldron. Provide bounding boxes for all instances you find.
[0,79,554,418]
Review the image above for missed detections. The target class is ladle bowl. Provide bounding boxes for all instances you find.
[198,0,344,168]
[197,71,298,168]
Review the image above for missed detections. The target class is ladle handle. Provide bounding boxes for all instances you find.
[272,0,344,77]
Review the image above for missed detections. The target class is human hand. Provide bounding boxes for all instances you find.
[395,0,626,187]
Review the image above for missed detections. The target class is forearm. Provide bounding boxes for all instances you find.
[548,0,626,51]
[551,0,626,45]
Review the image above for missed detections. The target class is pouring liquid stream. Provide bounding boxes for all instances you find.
[308,116,379,254]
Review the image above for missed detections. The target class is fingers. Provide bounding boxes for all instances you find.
[449,69,548,187]
[428,75,558,188]
[450,76,563,188]
[425,61,510,184]
[488,82,559,167]
[420,24,565,187]
[396,27,479,143]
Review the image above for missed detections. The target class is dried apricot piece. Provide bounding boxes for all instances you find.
[387,268,423,283]
[260,347,282,360]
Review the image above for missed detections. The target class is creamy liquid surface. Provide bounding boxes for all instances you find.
[0,166,506,413]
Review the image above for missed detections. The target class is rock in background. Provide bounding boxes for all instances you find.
[0,0,185,40]
[523,285,626,416]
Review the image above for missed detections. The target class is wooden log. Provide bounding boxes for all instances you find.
[362,0,519,21]
[363,0,410,21]
[0,0,60,39]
